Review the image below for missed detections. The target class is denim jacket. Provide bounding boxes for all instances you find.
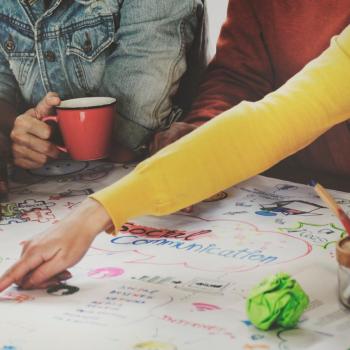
[0,0,204,152]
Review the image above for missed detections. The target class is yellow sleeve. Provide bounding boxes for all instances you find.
[91,26,350,230]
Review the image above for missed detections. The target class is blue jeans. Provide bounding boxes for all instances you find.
[0,0,203,151]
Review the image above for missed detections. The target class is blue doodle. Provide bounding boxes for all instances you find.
[251,334,264,341]
[256,200,325,217]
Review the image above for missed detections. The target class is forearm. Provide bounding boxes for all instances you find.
[92,26,350,231]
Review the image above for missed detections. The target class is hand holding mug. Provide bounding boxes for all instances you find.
[42,97,116,161]
[11,92,61,169]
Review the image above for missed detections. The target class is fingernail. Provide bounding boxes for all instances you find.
[58,271,72,280]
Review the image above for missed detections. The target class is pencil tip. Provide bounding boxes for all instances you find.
[309,179,317,187]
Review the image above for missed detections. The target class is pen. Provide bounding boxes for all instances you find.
[311,180,350,235]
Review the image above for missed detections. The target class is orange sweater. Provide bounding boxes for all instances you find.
[186,0,350,175]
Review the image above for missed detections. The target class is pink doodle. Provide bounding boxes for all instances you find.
[21,208,56,223]
[161,314,235,341]
[2,292,34,303]
[120,222,211,241]
[192,302,221,312]
[88,267,125,279]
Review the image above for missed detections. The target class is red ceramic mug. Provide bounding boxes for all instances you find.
[43,97,116,161]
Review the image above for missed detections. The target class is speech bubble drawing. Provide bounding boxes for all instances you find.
[93,214,312,273]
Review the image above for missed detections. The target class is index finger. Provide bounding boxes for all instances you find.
[19,270,72,290]
[0,254,44,292]
[14,114,52,140]
[18,256,69,290]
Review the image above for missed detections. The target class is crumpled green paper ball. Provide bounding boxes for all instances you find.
[246,272,309,330]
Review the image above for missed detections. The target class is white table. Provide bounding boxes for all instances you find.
[0,160,349,350]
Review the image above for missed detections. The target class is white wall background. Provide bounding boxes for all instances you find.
[206,0,229,55]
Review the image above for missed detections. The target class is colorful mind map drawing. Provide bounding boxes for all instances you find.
[0,161,349,350]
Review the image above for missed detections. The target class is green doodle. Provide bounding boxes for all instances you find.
[1,203,20,218]
[279,222,346,249]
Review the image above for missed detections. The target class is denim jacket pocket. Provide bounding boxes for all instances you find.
[0,17,36,86]
[65,15,115,93]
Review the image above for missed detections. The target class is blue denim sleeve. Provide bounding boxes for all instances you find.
[99,0,203,152]
[0,46,21,106]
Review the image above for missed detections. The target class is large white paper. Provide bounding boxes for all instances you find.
[0,160,349,350]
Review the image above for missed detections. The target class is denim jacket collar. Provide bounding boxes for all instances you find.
[18,0,63,26]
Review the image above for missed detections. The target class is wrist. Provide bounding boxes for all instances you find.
[68,198,112,239]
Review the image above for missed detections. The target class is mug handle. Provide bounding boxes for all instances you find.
[42,116,67,153]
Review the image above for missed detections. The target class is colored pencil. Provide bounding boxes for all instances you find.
[310,180,350,235]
